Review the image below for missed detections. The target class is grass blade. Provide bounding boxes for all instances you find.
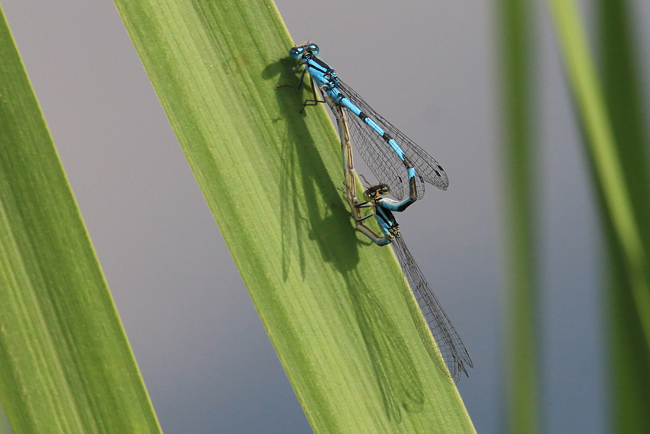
[598,0,650,431]
[548,0,650,429]
[497,0,540,432]
[0,6,162,433]
[547,0,650,348]
[113,0,475,431]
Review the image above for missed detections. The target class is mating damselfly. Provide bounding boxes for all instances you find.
[280,43,448,201]
[321,91,473,383]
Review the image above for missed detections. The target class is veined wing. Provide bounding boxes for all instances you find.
[392,234,473,383]
[338,80,449,192]
[345,110,424,200]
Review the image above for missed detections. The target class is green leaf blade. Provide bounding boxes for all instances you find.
[599,0,650,431]
[0,5,162,433]
[114,0,475,431]
[496,0,540,431]
[548,0,650,430]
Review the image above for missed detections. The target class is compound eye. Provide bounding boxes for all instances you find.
[309,44,319,55]
[289,47,302,59]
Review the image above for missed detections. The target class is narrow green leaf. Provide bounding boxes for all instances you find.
[598,0,650,431]
[0,6,162,433]
[548,0,650,429]
[113,0,474,431]
[547,0,650,347]
[497,0,540,432]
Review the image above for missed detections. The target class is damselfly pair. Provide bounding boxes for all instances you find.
[282,43,472,383]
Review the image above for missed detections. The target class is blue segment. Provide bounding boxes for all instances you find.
[338,96,362,116]
[387,137,406,160]
[407,167,415,179]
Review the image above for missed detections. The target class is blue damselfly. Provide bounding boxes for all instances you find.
[281,43,448,201]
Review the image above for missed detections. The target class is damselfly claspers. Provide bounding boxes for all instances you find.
[280,43,448,201]
[321,91,473,383]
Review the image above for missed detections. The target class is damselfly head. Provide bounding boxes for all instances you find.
[363,184,390,200]
[289,43,319,60]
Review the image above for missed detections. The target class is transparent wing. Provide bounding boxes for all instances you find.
[346,112,424,200]
[392,234,473,383]
[338,80,449,192]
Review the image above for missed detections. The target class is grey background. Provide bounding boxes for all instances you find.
[2,0,648,432]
